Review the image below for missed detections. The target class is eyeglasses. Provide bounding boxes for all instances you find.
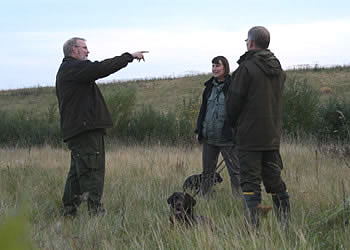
[74,45,88,49]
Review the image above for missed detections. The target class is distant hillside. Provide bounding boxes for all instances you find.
[287,65,350,99]
[1,66,349,118]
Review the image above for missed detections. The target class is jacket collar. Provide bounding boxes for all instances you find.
[237,49,268,64]
[62,56,77,62]
[204,75,230,87]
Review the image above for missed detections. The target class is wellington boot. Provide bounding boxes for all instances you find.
[272,192,290,231]
[243,192,261,232]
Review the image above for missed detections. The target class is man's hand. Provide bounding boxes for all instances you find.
[131,51,149,62]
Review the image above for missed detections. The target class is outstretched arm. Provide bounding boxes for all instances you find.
[73,51,149,83]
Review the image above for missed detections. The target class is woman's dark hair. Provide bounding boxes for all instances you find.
[212,56,230,76]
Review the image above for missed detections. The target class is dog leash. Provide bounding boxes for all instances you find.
[216,158,225,173]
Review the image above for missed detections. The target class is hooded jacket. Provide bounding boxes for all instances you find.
[195,75,233,142]
[226,49,286,151]
[56,53,134,141]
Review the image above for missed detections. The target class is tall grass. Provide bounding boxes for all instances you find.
[282,76,350,144]
[0,139,349,249]
[317,96,350,142]
[0,75,349,147]
[0,110,61,147]
[282,77,320,135]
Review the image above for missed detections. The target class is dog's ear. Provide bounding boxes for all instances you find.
[185,193,196,207]
[167,193,176,205]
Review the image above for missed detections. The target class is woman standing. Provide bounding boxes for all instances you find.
[195,56,240,198]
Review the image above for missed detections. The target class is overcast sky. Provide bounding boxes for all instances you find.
[1,0,349,90]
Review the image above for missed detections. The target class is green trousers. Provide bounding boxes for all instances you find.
[238,150,287,194]
[62,130,105,214]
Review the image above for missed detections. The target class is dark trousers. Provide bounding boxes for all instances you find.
[62,130,106,212]
[238,150,287,194]
[238,150,290,229]
[201,143,241,198]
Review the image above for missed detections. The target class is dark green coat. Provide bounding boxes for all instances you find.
[226,49,286,151]
[56,53,134,141]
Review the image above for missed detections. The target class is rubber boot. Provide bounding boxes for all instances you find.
[272,192,290,231]
[243,191,261,232]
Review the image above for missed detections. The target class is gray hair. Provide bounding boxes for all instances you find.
[63,37,86,57]
[248,26,270,49]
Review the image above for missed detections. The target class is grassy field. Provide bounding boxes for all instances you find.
[0,65,349,249]
[0,74,208,117]
[1,66,350,117]
[1,139,349,249]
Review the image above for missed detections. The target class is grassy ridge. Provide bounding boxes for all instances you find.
[0,74,208,117]
[0,140,349,249]
[1,66,350,117]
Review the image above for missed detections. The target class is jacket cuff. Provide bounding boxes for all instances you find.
[122,52,134,62]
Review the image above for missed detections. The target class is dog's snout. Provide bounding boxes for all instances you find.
[175,200,184,208]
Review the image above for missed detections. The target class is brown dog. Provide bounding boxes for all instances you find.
[167,192,214,229]
[257,204,273,217]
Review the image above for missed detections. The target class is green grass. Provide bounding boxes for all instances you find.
[2,65,349,118]
[99,74,207,113]
[1,139,349,249]
[1,65,350,248]
[287,65,350,100]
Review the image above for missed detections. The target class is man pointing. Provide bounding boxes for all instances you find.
[56,37,147,217]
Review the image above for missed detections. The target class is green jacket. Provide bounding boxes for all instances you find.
[56,53,134,141]
[226,49,286,151]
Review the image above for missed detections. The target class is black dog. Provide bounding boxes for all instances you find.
[167,192,196,225]
[183,172,223,193]
[167,192,215,229]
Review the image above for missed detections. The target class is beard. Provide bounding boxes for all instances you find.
[77,53,88,61]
